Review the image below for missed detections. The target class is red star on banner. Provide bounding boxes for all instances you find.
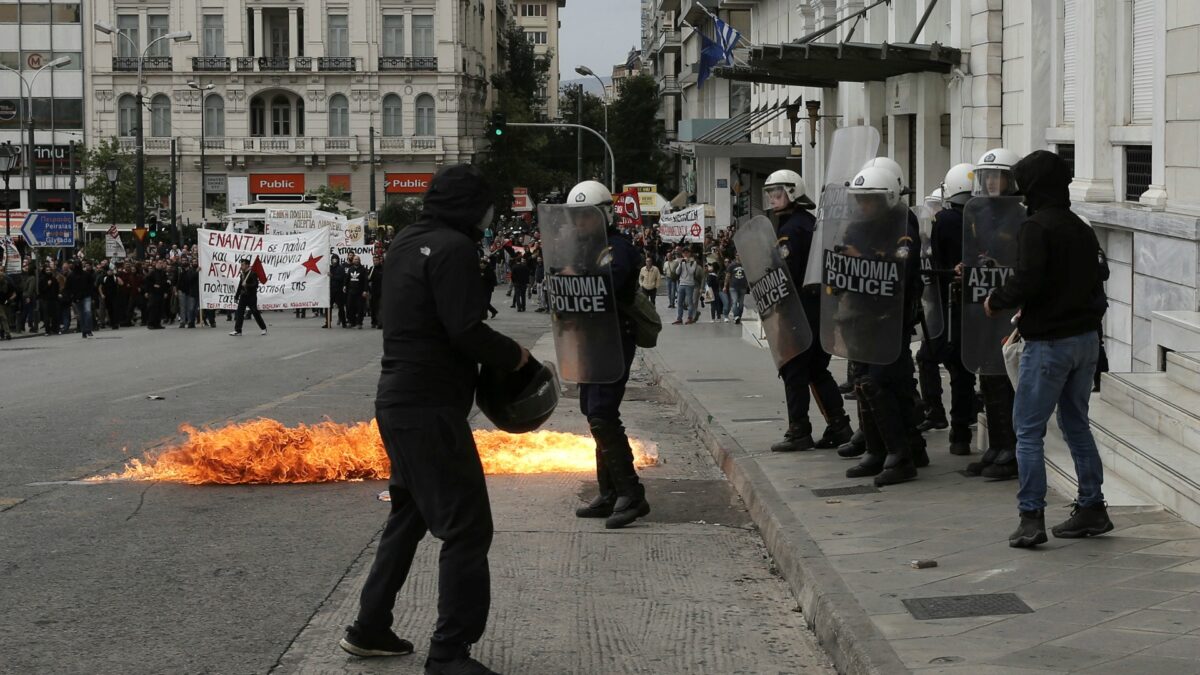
[302,253,323,276]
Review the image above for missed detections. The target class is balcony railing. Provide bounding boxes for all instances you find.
[319,56,356,72]
[119,135,448,155]
[117,137,174,154]
[295,56,313,70]
[113,56,173,72]
[258,56,291,71]
[192,56,230,72]
[236,57,255,71]
[379,56,438,71]
[659,75,680,95]
[377,136,444,153]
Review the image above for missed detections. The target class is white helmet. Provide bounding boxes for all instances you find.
[923,187,944,213]
[861,157,905,194]
[848,166,899,208]
[567,180,614,219]
[763,169,810,208]
[974,147,1021,196]
[942,163,975,206]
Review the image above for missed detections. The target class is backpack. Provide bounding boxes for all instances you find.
[618,290,662,349]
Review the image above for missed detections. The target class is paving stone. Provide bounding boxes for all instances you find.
[1047,626,1176,655]
[1076,654,1200,674]
[1149,634,1200,659]
[1106,608,1200,634]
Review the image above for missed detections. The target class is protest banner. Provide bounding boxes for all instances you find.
[658,204,705,243]
[614,189,643,229]
[199,228,330,310]
[264,208,363,248]
[331,244,375,269]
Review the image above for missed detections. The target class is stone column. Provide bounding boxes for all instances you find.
[288,9,299,60]
[1141,0,1168,208]
[1068,0,1116,202]
[254,7,265,58]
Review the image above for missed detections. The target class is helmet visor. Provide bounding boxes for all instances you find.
[974,168,1018,197]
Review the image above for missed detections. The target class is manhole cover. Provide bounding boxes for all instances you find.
[686,378,742,382]
[903,593,1033,620]
[731,417,783,423]
[811,485,880,497]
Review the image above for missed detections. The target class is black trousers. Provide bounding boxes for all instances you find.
[347,292,365,326]
[642,288,656,305]
[917,332,977,429]
[333,293,347,326]
[370,292,381,326]
[358,407,493,659]
[855,340,917,458]
[779,290,845,432]
[105,296,122,328]
[512,284,527,311]
[980,374,1016,451]
[145,293,162,328]
[234,295,265,332]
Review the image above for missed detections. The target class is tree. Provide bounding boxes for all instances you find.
[378,198,423,232]
[307,185,346,214]
[609,74,672,192]
[210,195,228,220]
[80,137,171,226]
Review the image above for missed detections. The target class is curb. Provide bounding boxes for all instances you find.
[641,349,910,675]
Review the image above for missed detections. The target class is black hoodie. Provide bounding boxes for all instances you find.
[376,165,522,413]
[988,150,1108,340]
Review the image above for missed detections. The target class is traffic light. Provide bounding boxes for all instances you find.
[488,113,507,139]
[148,217,159,239]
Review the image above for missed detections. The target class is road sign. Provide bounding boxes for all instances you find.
[132,226,147,242]
[19,211,76,248]
[105,231,126,259]
[2,236,21,273]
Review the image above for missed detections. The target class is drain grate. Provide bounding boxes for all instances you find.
[686,378,743,382]
[903,593,1033,620]
[811,485,880,497]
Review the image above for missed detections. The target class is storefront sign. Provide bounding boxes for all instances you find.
[251,173,305,195]
[204,175,228,193]
[385,172,433,194]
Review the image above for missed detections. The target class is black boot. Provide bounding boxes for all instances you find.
[964,446,998,477]
[605,481,650,529]
[846,447,885,477]
[814,416,853,449]
[591,420,650,529]
[576,447,616,518]
[910,432,930,468]
[837,428,867,458]
[1051,502,1114,539]
[1009,510,1048,548]
[917,409,948,432]
[770,424,815,452]
[981,448,1018,480]
[949,425,973,456]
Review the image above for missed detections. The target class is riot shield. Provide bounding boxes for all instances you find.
[537,204,625,384]
[805,125,882,285]
[819,188,912,365]
[961,196,1024,375]
[733,216,812,368]
[913,204,944,342]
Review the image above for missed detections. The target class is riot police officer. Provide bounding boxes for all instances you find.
[762,169,853,453]
[568,181,652,529]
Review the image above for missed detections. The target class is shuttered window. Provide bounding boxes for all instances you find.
[1131,0,1154,122]
[1063,0,1077,124]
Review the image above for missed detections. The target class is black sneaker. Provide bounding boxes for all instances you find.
[1009,510,1048,548]
[425,654,500,675]
[1051,502,1114,539]
[338,622,414,658]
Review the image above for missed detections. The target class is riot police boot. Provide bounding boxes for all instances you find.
[917,408,949,432]
[910,432,930,468]
[814,416,853,450]
[949,425,973,456]
[576,448,616,518]
[846,447,885,478]
[875,451,918,487]
[981,448,1018,480]
[606,479,650,529]
[771,424,815,453]
[837,428,867,458]
[964,446,998,477]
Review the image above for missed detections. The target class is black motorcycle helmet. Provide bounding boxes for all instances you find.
[476,359,560,433]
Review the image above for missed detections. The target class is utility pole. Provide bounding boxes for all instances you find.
[68,140,76,213]
[369,125,376,213]
[170,138,177,244]
[576,83,583,184]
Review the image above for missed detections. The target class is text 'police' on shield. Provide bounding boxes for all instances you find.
[823,251,899,297]
[749,267,791,316]
[964,265,1015,303]
[547,274,613,314]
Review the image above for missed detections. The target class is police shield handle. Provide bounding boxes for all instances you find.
[732,216,812,368]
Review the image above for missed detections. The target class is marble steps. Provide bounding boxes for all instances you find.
[1166,351,1200,392]
[1101,370,1200,450]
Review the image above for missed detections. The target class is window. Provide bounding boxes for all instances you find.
[1063,0,1077,124]
[21,4,51,23]
[521,4,547,17]
[150,94,171,136]
[271,95,291,136]
[328,94,349,137]
[415,94,435,136]
[297,98,305,135]
[382,94,402,136]
[1056,143,1076,178]
[328,15,349,57]
[118,94,138,135]
[147,15,170,57]
[383,16,405,57]
[1125,146,1152,202]
[1131,0,1154,123]
[203,15,225,57]
[53,99,83,129]
[0,52,19,69]
[205,95,225,137]
[52,4,81,23]
[0,7,16,23]
[526,31,547,45]
[250,96,265,136]
[413,15,434,57]
[117,15,139,57]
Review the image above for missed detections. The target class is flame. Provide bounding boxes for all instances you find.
[88,418,657,485]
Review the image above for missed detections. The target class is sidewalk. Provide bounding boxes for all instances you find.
[641,303,1200,674]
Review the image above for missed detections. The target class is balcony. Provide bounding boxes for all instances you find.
[378,136,444,154]
[379,56,438,72]
[113,56,172,72]
[236,57,255,71]
[258,56,291,72]
[319,56,356,72]
[192,56,230,72]
[117,137,175,155]
[655,26,680,53]
[658,75,681,96]
[295,56,313,70]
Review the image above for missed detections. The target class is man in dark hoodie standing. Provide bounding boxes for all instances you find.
[986,150,1111,548]
[341,165,529,675]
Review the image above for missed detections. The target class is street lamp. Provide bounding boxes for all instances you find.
[0,56,72,215]
[188,80,214,222]
[105,160,120,241]
[575,65,612,187]
[94,21,191,235]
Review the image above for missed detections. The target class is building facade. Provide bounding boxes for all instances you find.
[513,0,563,119]
[0,0,87,220]
[85,0,509,223]
[646,0,1200,375]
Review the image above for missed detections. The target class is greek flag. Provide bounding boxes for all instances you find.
[713,17,742,65]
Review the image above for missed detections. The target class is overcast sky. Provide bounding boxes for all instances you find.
[558,0,643,82]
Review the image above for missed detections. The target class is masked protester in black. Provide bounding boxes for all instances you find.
[344,254,368,328]
[330,254,347,327]
[342,165,530,675]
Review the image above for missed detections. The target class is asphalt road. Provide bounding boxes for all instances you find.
[0,305,831,674]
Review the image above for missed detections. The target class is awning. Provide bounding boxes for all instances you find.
[715,41,960,88]
[696,105,790,145]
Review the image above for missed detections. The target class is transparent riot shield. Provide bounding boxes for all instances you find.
[805,125,882,285]
[733,216,812,368]
[913,204,944,342]
[819,188,913,365]
[537,204,625,384]
[961,196,1024,375]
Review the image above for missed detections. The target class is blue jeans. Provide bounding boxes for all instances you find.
[73,297,93,335]
[675,284,693,321]
[1014,332,1104,513]
[718,290,731,318]
[730,288,746,319]
[667,278,678,307]
[180,293,198,326]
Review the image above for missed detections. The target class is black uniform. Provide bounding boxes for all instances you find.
[509,258,530,312]
[143,267,166,329]
[233,266,266,333]
[100,270,123,328]
[330,258,347,326]
[368,263,384,328]
[345,262,368,327]
[774,207,852,450]
[357,165,523,663]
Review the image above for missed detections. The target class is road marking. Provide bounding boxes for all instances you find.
[113,379,208,402]
[280,348,321,361]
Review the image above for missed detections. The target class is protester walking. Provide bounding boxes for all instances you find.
[638,256,661,304]
[230,258,267,336]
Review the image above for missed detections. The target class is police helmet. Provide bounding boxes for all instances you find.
[942,163,975,206]
[476,360,561,434]
[861,157,906,194]
[974,148,1021,196]
[568,181,614,221]
[848,166,900,208]
[763,169,811,209]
